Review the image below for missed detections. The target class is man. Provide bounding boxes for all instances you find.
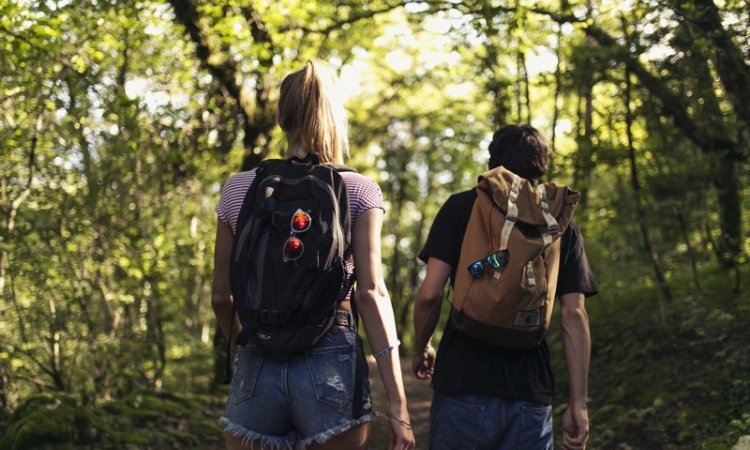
[413,124,597,450]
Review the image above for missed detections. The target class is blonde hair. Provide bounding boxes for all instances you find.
[277,59,349,164]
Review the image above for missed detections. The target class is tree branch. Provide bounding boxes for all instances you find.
[0,25,96,85]
[169,0,279,166]
[670,0,750,149]
[294,2,410,34]
[582,24,736,155]
[167,0,245,110]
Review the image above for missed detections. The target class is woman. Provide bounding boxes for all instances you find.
[212,59,415,450]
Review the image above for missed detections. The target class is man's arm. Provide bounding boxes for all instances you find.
[412,258,452,380]
[560,292,591,450]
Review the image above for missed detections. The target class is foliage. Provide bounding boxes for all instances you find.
[0,391,223,449]
[549,263,750,449]
[0,0,748,447]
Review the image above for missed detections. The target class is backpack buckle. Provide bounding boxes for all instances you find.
[260,309,287,324]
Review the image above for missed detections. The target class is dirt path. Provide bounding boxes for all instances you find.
[366,358,433,450]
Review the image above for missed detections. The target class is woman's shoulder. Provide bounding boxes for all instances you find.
[221,169,257,193]
[226,169,257,185]
[340,171,380,191]
[339,171,384,213]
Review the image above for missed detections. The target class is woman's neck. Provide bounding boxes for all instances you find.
[286,142,309,160]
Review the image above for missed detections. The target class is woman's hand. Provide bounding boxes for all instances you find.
[388,413,416,450]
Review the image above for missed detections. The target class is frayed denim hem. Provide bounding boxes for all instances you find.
[296,412,375,449]
[219,416,297,450]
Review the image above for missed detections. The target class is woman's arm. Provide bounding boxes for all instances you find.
[351,208,415,450]
[212,218,241,345]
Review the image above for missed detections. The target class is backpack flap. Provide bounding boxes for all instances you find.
[479,166,580,232]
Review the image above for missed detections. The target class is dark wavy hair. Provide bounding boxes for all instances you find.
[488,124,552,181]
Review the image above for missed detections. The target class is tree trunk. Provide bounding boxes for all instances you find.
[713,155,742,269]
[514,51,523,124]
[212,324,230,391]
[388,172,408,312]
[672,0,750,147]
[550,22,563,159]
[573,68,594,209]
[478,1,510,128]
[624,69,673,316]
[0,361,9,417]
[675,208,702,293]
[398,173,435,343]
[46,295,66,391]
[520,51,532,124]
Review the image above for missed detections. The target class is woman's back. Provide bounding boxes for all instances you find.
[211,59,414,450]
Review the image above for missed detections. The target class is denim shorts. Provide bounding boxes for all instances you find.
[429,391,552,450]
[219,325,374,450]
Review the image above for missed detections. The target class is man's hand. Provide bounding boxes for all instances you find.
[413,258,451,381]
[412,344,436,380]
[562,404,589,450]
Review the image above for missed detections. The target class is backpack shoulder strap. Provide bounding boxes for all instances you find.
[497,173,524,254]
[233,163,275,240]
[327,163,357,174]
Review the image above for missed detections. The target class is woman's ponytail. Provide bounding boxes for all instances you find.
[278,59,348,164]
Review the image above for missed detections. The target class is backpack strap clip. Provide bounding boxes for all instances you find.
[536,184,560,235]
[536,184,559,254]
[499,174,523,250]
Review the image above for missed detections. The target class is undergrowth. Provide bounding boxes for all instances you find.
[549,262,750,449]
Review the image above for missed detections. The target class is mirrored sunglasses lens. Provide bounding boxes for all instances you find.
[486,250,509,269]
[283,236,304,260]
[468,260,485,279]
[291,210,311,232]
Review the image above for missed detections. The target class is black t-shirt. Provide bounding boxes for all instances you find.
[418,189,598,405]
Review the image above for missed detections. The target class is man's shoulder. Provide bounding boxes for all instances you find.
[444,189,476,207]
[566,220,581,236]
[564,221,591,246]
[434,189,476,220]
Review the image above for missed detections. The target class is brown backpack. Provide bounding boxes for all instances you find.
[452,166,580,348]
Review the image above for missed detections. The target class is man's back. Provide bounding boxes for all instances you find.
[412,124,597,450]
[418,189,596,405]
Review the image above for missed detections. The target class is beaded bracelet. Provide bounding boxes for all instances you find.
[373,339,401,359]
[385,412,413,429]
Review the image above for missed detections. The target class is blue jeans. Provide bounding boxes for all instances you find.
[220,326,373,450]
[429,391,553,450]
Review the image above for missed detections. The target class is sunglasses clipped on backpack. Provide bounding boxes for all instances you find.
[282,209,312,262]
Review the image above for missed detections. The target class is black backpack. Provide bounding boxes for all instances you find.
[228,155,353,357]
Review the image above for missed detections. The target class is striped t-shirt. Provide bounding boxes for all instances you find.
[215,168,385,285]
